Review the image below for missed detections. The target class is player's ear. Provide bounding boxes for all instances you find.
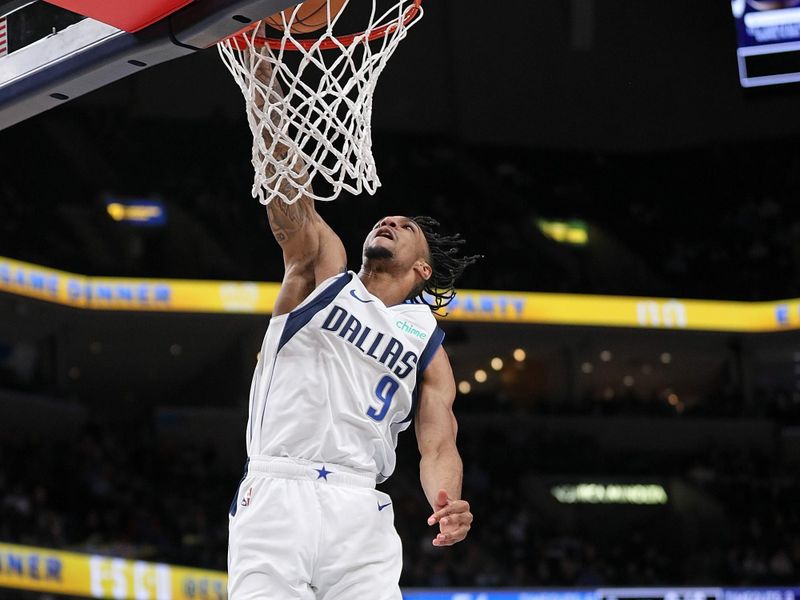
[414,259,432,282]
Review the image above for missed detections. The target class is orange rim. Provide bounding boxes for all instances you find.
[225,0,422,51]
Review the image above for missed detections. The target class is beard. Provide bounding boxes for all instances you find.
[364,245,394,261]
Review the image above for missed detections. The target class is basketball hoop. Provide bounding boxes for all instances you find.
[217,0,423,205]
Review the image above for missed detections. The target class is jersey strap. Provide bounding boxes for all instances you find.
[278,272,353,352]
[400,325,445,424]
[419,326,445,372]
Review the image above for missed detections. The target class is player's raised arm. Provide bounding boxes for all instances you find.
[416,346,473,547]
[264,194,345,316]
[247,41,346,316]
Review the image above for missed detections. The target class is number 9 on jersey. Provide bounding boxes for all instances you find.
[367,375,399,422]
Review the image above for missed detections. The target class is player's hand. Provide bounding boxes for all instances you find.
[426,489,472,546]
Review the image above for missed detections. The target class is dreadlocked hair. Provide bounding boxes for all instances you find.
[407,216,480,315]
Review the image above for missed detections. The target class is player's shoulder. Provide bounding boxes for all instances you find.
[280,270,353,318]
[393,301,438,325]
[319,269,355,291]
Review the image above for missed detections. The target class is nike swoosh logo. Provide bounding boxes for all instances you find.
[377,502,392,511]
[350,289,374,304]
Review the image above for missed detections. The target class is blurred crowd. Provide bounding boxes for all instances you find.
[4,110,800,300]
[1,407,797,588]
[456,387,800,423]
[391,428,800,588]
[1,423,230,571]
[3,93,800,597]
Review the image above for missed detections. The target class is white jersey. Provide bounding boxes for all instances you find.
[246,271,444,482]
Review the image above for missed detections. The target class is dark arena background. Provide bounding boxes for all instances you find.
[1,1,800,599]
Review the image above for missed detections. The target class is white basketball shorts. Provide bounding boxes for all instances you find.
[227,456,403,600]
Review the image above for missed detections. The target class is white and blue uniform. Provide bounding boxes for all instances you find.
[228,271,444,600]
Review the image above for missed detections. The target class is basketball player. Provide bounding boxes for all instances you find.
[226,33,477,600]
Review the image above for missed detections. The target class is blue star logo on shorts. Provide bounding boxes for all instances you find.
[315,466,332,481]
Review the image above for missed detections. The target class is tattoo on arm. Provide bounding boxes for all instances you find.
[266,196,312,244]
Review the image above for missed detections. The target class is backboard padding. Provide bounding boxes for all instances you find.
[0,0,301,130]
[43,0,193,33]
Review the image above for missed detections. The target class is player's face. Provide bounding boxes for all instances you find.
[364,216,430,268]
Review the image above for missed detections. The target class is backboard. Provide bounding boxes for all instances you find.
[0,0,302,129]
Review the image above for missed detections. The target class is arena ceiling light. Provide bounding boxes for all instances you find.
[105,199,166,226]
[551,484,668,506]
[537,219,588,246]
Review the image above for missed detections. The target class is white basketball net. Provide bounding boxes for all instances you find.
[217,0,423,205]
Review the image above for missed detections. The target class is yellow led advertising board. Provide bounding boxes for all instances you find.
[2,256,799,332]
[0,542,226,599]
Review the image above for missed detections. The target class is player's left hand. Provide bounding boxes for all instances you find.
[427,489,472,546]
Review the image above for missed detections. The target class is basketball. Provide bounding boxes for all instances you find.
[265,0,348,34]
